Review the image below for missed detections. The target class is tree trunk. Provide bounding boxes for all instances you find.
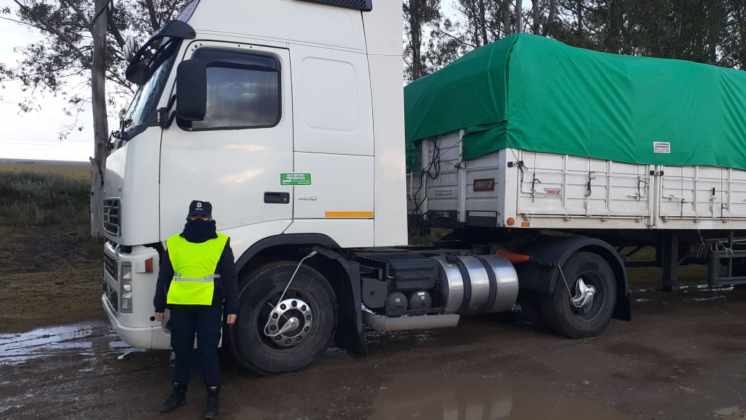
[503,0,513,36]
[408,0,424,79]
[737,3,746,68]
[544,0,558,36]
[605,0,622,52]
[531,0,543,34]
[90,0,109,238]
[515,0,522,33]
[477,0,488,45]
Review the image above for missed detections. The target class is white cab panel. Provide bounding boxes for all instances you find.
[189,0,366,52]
[292,45,374,156]
[222,220,294,258]
[293,152,374,220]
[369,54,408,247]
[362,0,405,56]
[286,219,374,249]
[103,128,161,245]
[159,42,293,239]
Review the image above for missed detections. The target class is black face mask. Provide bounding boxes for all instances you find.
[181,219,218,243]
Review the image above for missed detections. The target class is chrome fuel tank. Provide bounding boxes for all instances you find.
[433,255,519,315]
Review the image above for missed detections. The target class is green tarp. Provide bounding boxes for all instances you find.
[405,34,746,171]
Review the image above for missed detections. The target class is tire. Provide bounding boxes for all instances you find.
[229,261,337,375]
[541,252,617,338]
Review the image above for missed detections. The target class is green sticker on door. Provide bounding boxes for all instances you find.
[281,173,312,186]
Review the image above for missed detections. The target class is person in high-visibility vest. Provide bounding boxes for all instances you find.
[154,200,238,419]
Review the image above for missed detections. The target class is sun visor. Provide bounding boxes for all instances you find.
[125,21,196,85]
[298,0,372,11]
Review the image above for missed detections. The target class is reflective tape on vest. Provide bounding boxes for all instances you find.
[172,274,222,283]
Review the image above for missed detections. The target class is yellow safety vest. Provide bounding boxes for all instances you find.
[166,232,229,306]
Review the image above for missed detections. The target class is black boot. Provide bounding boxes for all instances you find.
[203,386,219,419]
[160,383,187,414]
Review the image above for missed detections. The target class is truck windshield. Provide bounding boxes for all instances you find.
[118,40,180,143]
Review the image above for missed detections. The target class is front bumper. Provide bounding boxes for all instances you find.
[102,243,171,350]
[102,293,170,349]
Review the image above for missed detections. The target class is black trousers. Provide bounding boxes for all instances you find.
[169,307,222,387]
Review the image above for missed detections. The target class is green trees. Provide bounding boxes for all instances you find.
[403,0,746,82]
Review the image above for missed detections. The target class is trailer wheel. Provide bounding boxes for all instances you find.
[230,262,337,375]
[541,252,617,338]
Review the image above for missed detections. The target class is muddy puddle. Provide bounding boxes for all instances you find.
[0,321,134,366]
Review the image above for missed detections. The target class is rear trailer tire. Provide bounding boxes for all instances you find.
[230,262,337,375]
[541,252,617,339]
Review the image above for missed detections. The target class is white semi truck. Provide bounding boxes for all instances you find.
[102,0,746,374]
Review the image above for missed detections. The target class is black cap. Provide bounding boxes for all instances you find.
[188,200,213,219]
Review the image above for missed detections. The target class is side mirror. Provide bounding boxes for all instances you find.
[176,60,207,121]
[125,61,149,86]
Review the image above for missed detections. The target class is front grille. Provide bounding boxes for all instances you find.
[105,283,119,312]
[104,252,118,279]
[110,290,119,312]
[103,198,121,236]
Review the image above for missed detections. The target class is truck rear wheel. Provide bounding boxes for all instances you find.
[230,262,337,375]
[541,252,616,338]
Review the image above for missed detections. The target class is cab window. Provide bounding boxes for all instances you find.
[186,48,281,130]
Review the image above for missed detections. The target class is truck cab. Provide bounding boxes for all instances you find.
[102,0,406,366]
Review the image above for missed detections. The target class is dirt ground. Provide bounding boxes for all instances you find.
[0,225,102,332]
[3,236,746,420]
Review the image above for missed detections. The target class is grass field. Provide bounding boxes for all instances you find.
[0,159,91,226]
[0,159,89,181]
[0,159,102,332]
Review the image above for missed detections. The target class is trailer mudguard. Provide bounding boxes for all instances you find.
[515,235,631,321]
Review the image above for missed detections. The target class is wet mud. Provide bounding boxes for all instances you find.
[3,285,746,419]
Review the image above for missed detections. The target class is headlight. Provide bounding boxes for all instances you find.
[120,262,133,313]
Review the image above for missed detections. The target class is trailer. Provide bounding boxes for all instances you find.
[406,33,746,291]
[101,0,746,376]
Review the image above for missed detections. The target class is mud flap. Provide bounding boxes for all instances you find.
[313,247,368,355]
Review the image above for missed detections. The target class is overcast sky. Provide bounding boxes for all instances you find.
[0,0,95,161]
[0,0,463,162]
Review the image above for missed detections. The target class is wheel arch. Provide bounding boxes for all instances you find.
[515,235,631,321]
[234,233,366,355]
[235,233,340,273]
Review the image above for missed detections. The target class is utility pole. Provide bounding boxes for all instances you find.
[90,0,109,238]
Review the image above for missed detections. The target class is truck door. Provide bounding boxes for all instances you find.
[160,42,293,239]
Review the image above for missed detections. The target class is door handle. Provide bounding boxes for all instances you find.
[264,192,290,204]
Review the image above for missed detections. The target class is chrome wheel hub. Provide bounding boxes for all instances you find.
[570,278,596,310]
[263,298,313,348]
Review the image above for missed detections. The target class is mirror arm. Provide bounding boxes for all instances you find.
[158,94,178,129]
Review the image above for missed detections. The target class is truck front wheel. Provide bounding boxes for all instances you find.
[541,252,617,338]
[230,262,337,375]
